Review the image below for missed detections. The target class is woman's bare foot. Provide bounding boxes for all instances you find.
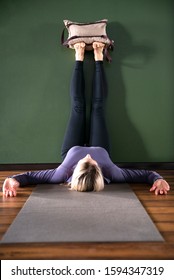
[93,42,105,61]
[74,42,86,61]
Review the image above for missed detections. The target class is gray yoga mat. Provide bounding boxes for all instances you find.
[1,184,164,243]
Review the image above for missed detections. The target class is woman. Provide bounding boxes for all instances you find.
[2,42,170,196]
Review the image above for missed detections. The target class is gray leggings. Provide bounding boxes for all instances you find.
[61,61,110,159]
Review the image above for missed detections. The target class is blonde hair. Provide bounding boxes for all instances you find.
[70,162,104,192]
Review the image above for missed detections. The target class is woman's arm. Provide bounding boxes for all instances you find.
[2,165,72,197]
[107,164,170,195]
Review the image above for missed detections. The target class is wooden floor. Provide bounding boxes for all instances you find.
[0,169,174,260]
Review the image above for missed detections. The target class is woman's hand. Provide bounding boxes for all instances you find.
[2,178,20,197]
[150,179,170,195]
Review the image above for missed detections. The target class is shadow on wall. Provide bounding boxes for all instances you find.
[106,21,156,162]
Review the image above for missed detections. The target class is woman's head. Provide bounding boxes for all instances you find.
[70,154,104,192]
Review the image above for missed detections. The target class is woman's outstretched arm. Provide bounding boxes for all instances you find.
[2,165,72,197]
[106,164,170,195]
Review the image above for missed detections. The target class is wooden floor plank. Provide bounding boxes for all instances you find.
[0,243,174,260]
[155,222,174,231]
[147,207,174,214]
[150,213,174,222]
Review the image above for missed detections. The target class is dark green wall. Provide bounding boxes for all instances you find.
[0,0,173,163]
